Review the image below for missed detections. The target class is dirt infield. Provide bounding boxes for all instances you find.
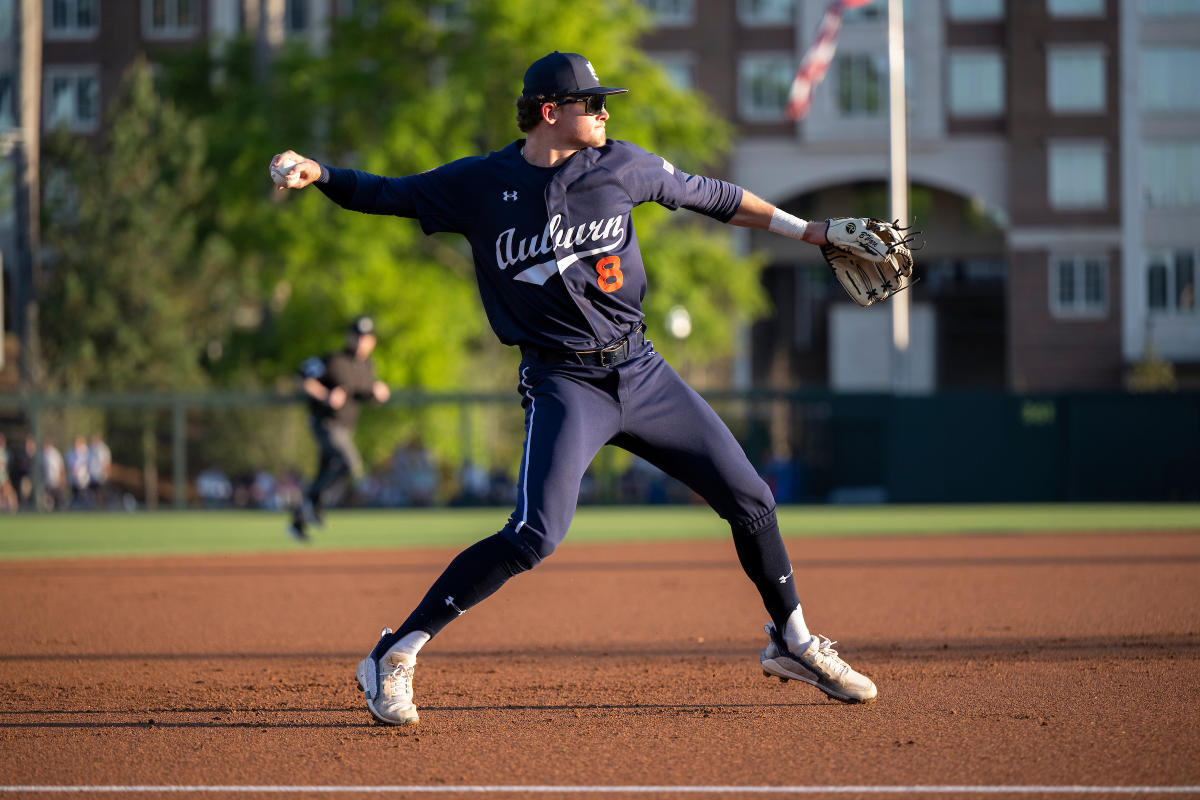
[1,530,1198,797]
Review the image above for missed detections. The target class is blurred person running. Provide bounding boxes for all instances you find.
[288,316,391,541]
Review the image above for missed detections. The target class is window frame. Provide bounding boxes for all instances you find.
[1143,141,1200,209]
[45,0,99,40]
[639,0,695,27]
[0,0,14,40]
[947,0,1004,21]
[43,64,101,134]
[834,51,887,119]
[737,53,795,121]
[1047,45,1107,114]
[1143,0,1200,16]
[1141,48,1200,112]
[1049,253,1109,319]
[650,51,696,91]
[1048,140,1108,210]
[947,48,1006,118]
[1046,0,1105,17]
[1146,249,1198,315]
[142,0,199,40]
[0,73,13,131]
[737,0,792,26]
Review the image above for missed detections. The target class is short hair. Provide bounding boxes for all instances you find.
[516,95,553,133]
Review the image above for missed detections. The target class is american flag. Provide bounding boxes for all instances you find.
[786,0,877,121]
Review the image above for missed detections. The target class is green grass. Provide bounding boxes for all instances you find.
[0,504,1197,561]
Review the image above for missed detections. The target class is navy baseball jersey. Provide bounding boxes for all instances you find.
[316,139,742,351]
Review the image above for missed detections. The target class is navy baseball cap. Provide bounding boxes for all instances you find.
[348,316,375,336]
[521,51,628,98]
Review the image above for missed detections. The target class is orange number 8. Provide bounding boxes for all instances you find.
[595,256,623,293]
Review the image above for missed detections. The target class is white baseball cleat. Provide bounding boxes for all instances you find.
[356,627,419,725]
[760,623,878,704]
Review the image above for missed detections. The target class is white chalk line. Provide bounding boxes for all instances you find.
[1,787,1198,795]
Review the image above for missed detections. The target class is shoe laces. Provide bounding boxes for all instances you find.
[809,635,851,678]
[380,657,414,700]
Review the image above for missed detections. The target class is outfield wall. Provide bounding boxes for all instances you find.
[1,390,1196,508]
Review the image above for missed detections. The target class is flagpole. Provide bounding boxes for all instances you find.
[887,0,911,393]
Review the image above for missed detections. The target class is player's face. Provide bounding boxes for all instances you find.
[551,96,609,149]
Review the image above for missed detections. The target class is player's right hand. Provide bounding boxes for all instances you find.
[270,151,322,190]
[327,386,347,410]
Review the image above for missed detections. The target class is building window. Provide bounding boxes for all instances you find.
[1144,142,1200,208]
[652,53,695,90]
[1147,250,1197,314]
[0,0,14,39]
[738,0,792,25]
[1047,0,1104,16]
[46,0,98,39]
[1048,47,1105,113]
[1048,142,1106,209]
[843,3,884,22]
[836,53,885,118]
[143,0,197,38]
[0,73,13,130]
[948,50,1005,117]
[286,0,309,31]
[44,66,100,133]
[638,0,694,26]
[1142,48,1200,111]
[738,55,793,121]
[1144,0,1200,14]
[947,0,1004,21]
[1051,255,1108,318]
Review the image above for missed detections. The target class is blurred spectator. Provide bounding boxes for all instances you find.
[620,456,667,504]
[275,470,303,512]
[41,439,66,511]
[196,464,233,509]
[488,468,516,506]
[66,436,91,508]
[87,433,112,507]
[12,435,35,509]
[390,437,438,506]
[0,434,16,512]
[252,469,278,509]
[453,459,490,506]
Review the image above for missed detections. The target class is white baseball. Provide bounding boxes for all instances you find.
[271,159,299,188]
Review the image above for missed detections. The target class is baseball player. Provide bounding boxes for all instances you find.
[272,51,880,722]
[288,316,391,541]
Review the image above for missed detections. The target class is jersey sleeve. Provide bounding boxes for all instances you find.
[611,141,744,223]
[316,158,480,235]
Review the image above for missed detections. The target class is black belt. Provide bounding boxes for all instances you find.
[522,324,645,367]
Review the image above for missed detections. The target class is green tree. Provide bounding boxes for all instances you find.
[40,59,253,393]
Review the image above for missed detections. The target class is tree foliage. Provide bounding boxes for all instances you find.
[40,60,254,392]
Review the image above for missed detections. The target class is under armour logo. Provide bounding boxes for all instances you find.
[502,191,518,202]
[778,567,794,584]
[445,596,465,615]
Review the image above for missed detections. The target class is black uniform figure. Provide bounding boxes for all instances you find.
[288,316,391,541]
[273,51,877,722]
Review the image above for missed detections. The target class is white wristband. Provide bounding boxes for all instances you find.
[767,208,809,240]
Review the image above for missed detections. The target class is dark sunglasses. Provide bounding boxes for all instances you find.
[555,95,607,115]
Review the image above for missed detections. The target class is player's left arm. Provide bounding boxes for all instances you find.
[726,190,828,246]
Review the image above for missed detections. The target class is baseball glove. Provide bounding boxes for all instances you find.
[822,217,920,307]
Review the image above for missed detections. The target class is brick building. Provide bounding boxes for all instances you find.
[640,0,1200,392]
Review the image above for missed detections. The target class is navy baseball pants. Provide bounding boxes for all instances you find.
[374,344,799,658]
